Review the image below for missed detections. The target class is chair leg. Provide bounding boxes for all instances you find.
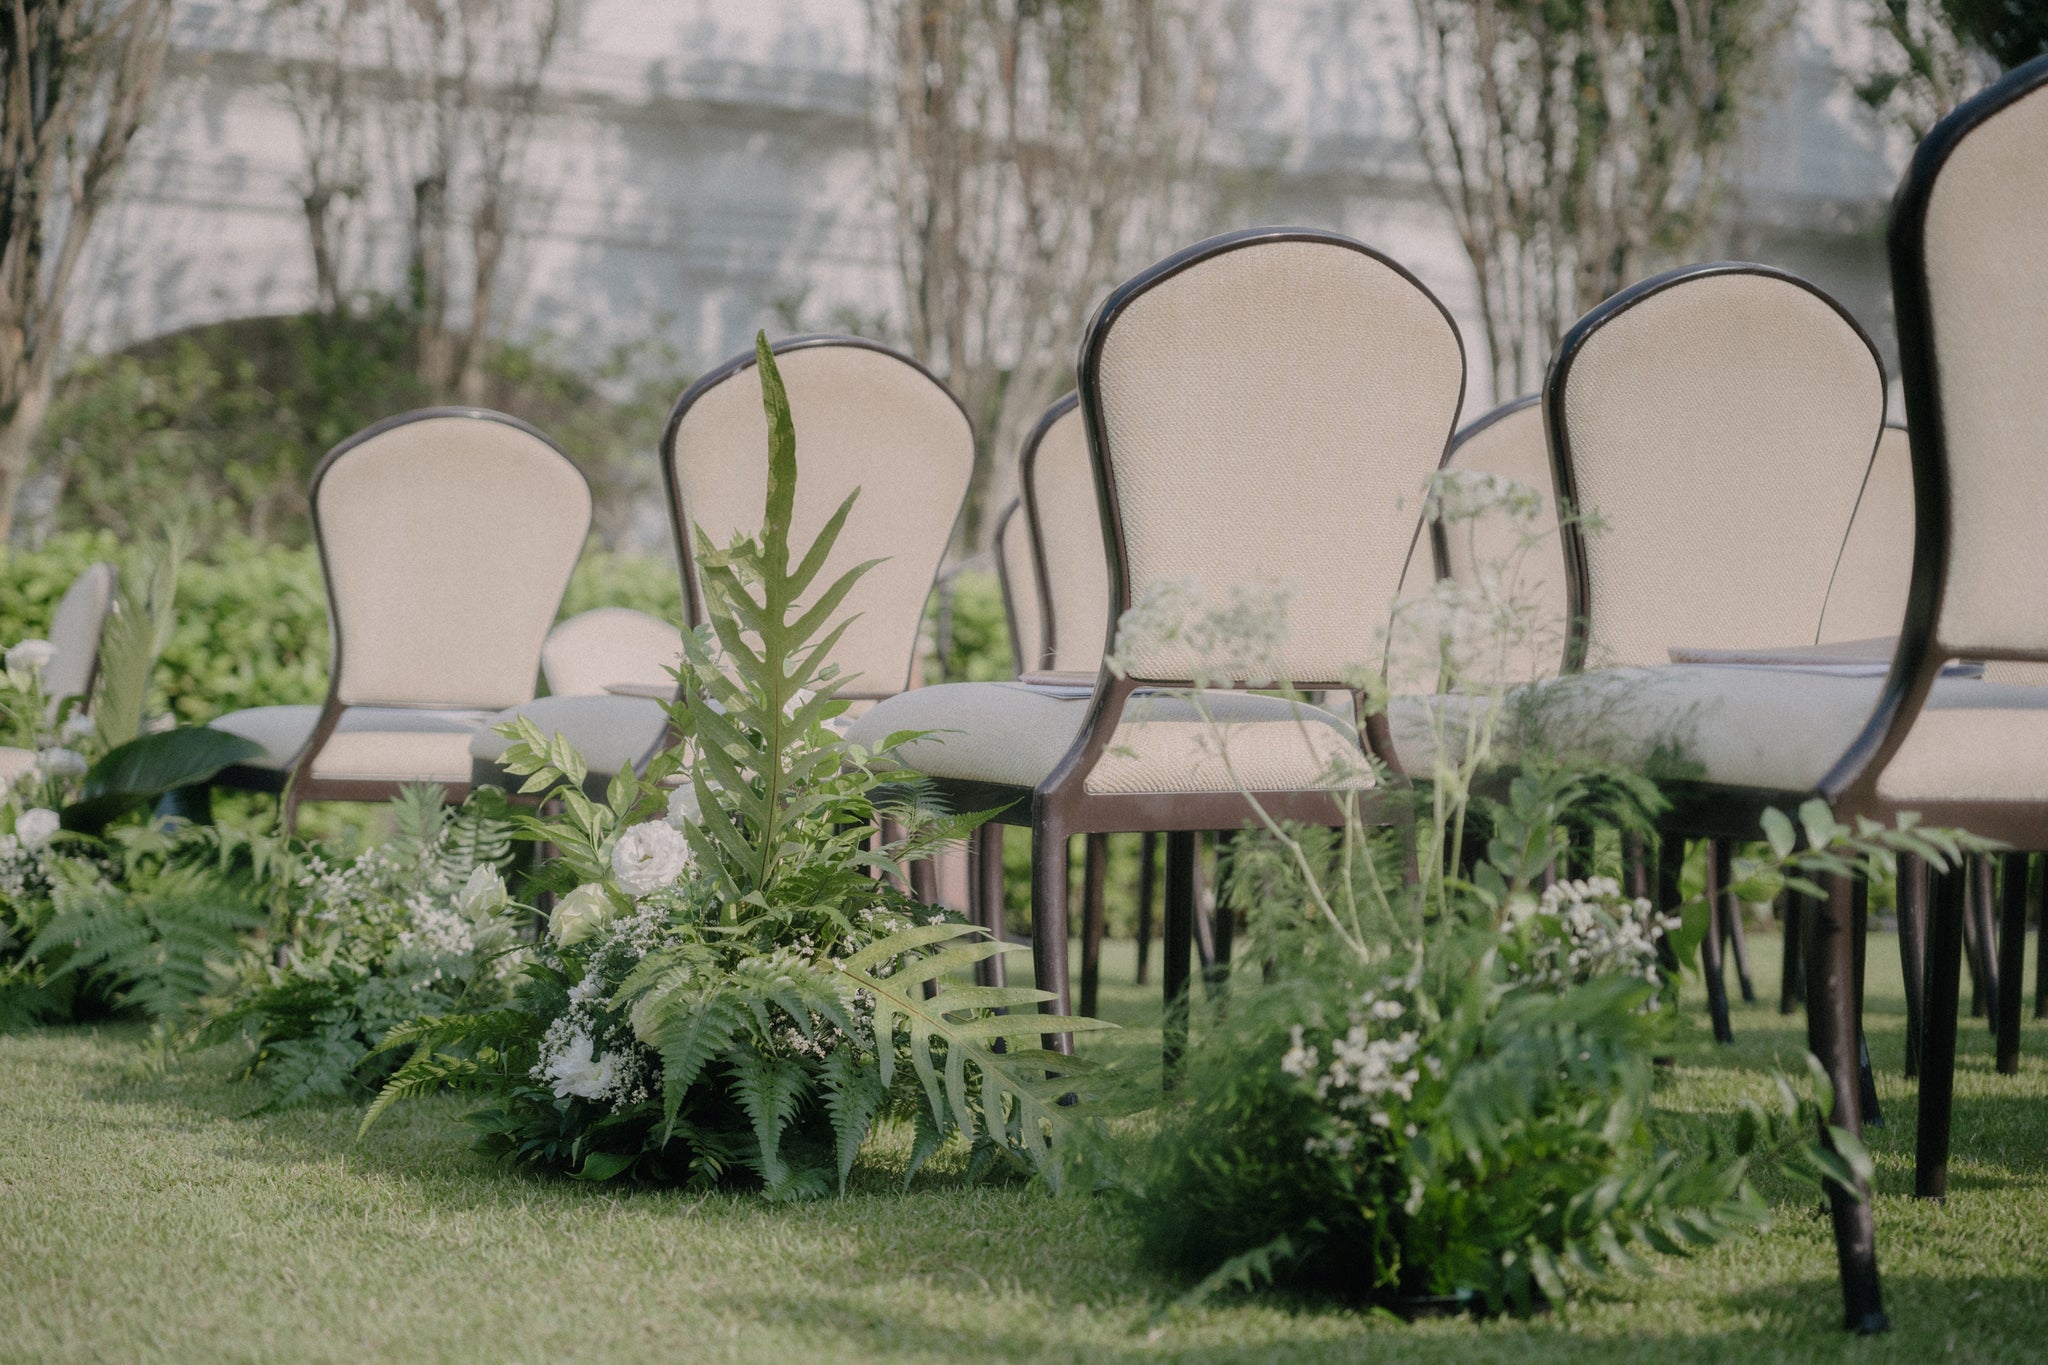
[1964,855,1997,1022]
[1806,869,1889,1334]
[1136,831,1157,987]
[1162,830,1198,1085]
[1654,833,1683,980]
[1897,852,1928,1079]
[1996,852,2029,1075]
[1213,830,1237,973]
[1030,822,1074,1055]
[1780,892,1806,1015]
[1623,833,1650,900]
[1702,839,1734,1044]
[2035,854,2048,1022]
[1853,875,1882,1128]
[1724,872,1757,1003]
[971,825,1007,989]
[1080,833,1108,1019]
[1916,864,1968,1201]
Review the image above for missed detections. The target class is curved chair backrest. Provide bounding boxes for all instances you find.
[1437,394,1567,681]
[1078,229,1465,687]
[663,337,974,699]
[1818,423,1913,645]
[541,607,684,697]
[992,499,1043,678]
[1022,394,1111,675]
[313,410,591,710]
[1546,264,1885,671]
[44,561,117,708]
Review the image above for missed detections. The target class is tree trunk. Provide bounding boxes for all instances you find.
[0,365,55,544]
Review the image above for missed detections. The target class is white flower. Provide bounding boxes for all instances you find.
[60,712,96,741]
[665,783,702,830]
[550,883,616,947]
[454,864,508,920]
[37,748,87,779]
[14,808,59,849]
[542,1031,621,1100]
[5,639,56,677]
[610,819,692,898]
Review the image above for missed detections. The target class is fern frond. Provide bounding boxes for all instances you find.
[729,1048,812,1189]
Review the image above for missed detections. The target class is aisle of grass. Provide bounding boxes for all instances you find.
[3,933,2043,1363]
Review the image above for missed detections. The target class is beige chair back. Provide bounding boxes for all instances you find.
[992,500,1043,678]
[541,608,684,697]
[663,337,973,698]
[1894,58,2048,669]
[44,561,117,708]
[1023,395,1111,675]
[1547,265,1885,671]
[313,410,591,710]
[1818,424,1913,645]
[1080,229,1465,686]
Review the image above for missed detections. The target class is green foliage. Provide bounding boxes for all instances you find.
[62,727,263,835]
[363,335,1098,1196]
[1854,0,2048,137]
[15,821,288,1023]
[196,786,518,1107]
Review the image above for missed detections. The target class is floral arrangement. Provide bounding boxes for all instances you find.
[1107,470,1966,1314]
[362,335,1105,1196]
[197,785,517,1105]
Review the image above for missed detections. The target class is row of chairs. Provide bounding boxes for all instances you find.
[180,54,2043,1335]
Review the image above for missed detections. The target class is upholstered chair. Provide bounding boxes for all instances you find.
[1818,424,1914,646]
[846,229,1466,1062]
[539,608,684,698]
[469,337,975,798]
[0,561,118,785]
[209,410,590,829]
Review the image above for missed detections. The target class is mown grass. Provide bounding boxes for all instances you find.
[2,933,2042,1363]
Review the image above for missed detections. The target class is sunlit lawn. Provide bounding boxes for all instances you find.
[3,932,2043,1363]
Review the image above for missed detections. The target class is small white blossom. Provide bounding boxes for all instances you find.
[610,820,693,897]
[665,783,702,830]
[13,808,59,849]
[551,883,616,947]
[60,712,96,741]
[36,748,87,779]
[453,864,508,920]
[5,639,56,677]
[541,1031,622,1100]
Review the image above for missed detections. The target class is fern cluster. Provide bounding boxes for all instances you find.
[197,785,519,1107]
[364,334,1106,1195]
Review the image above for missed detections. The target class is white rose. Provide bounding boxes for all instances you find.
[14,808,60,849]
[665,783,702,830]
[454,864,508,920]
[543,1031,621,1101]
[60,712,96,741]
[550,882,616,947]
[610,819,692,898]
[5,639,56,677]
[37,748,87,779]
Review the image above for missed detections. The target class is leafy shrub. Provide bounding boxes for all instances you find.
[198,786,520,1107]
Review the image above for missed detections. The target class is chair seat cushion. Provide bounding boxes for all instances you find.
[845,682,1371,795]
[1390,665,2048,804]
[469,694,672,782]
[209,705,493,784]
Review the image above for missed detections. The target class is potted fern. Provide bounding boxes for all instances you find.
[360,335,1107,1196]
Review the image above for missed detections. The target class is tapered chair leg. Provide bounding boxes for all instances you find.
[1724,877,1757,1003]
[1702,840,1735,1043]
[1964,855,1997,1022]
[1897,853,1928,1079]
[1781,892,1806,1015]
[971,825,1008,989]
[1136,831,1157,986]
[1807,870,1888,1334]
[1030,821,1075,1055]
[1654,833,1684,980]
[1162,830,1198,1084]
[1996,852,2029,1075]
[1080,833,1108,1019]
[1853,875,1882,1128]
[1917,864,1969,1200]
[2036,855,2048,1022]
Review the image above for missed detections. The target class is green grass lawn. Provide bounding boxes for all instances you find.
[2,933,2043,1363]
